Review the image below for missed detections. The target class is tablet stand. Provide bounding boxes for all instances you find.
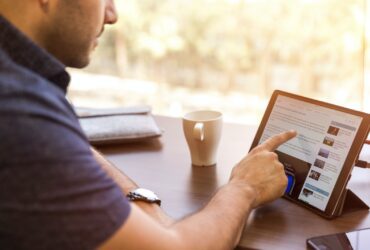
[333,188,369,217]
[332,140,370,217]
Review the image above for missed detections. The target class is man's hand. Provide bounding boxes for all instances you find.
[229,130,297,207]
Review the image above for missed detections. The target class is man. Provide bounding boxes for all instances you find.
[0,0,296,249]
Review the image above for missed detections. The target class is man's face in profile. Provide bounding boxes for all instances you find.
[45,0,117,68]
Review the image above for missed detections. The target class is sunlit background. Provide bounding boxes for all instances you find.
[67,0,370,125]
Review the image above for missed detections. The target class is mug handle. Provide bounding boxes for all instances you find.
[193,122,204,141]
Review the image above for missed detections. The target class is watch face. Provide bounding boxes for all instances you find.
[135,188,158,200]
[128,188,161,206]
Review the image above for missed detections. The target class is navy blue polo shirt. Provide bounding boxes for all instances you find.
[0,15,131,249]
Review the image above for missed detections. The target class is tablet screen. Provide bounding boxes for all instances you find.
[258,95,363,211]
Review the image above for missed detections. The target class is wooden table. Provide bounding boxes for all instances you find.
[99,116,370,250]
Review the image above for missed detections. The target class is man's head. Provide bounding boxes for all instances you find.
[0,0,118,68]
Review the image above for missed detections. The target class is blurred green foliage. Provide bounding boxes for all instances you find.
[86,0,365,103]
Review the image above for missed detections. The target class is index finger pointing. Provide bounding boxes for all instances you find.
[260,130,297,152]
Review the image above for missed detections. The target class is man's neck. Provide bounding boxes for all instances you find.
[0,3,46,51]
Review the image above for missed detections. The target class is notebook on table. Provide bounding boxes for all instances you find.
[75,106,163,145]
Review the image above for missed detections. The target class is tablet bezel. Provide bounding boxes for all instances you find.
[249,90,370,219]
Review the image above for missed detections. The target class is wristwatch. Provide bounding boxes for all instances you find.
[127,188,161,206]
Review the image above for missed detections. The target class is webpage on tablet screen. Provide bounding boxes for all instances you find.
[258,95,363,211]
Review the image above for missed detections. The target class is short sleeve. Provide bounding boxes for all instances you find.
[0,85,131,249]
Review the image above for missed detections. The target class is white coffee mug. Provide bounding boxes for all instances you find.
[182,110,223,166]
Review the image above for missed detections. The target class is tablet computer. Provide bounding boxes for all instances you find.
[249,90,370,218]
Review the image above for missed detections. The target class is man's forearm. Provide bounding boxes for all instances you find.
[92,147,253,247]
[91,148,174,226]
[101,180,256,250]
[171,181,256,249]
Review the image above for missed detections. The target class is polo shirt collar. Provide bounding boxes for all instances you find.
[0,15,70,93]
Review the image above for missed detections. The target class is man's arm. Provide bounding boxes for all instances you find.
[92,148,174,226]
[99,131,296,250]
[101,181,254,250]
